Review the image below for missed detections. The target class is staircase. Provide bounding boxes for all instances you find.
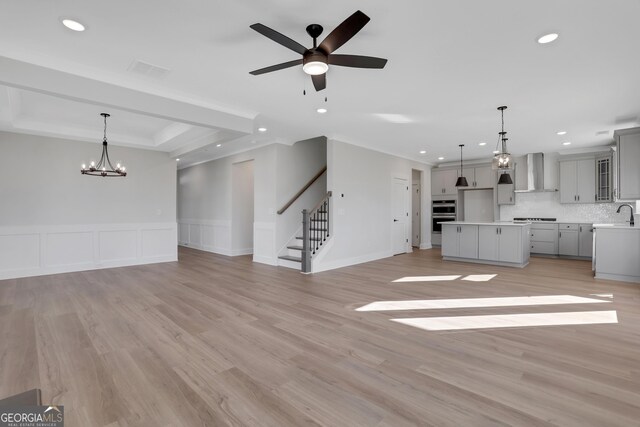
[278,191,332,272]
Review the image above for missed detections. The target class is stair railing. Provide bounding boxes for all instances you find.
[278,166,327,215]
[301,191,332,273]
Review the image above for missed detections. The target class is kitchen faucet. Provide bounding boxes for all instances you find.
[616,204,635,226]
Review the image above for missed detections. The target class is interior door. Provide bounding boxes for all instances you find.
[411,184,421,247]
[392,177,409,255]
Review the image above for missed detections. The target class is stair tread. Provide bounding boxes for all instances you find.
[309,228,327,231]
[296,236,321,241]
[279,255,302,262]
[287,245,303,250]
[311,219,328,222]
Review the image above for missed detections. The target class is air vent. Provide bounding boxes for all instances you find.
[127,60,170,79]
[595,130,609,136]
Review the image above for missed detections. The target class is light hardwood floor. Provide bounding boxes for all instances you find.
[1,247,640,426]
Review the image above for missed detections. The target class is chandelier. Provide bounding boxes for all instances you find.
[81,113,127,177]
[494,105,513,184]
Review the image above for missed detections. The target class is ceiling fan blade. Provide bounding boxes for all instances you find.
[329,54,387,69]
[318,10,370,54]
[250,23,308,55]
[311,73,326,91]
[249,59,303,75]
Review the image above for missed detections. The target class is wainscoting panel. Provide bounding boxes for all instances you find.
[0,233,40,273]
[0,223,177,280]
[178,219,245,257]
[253,221,277,265]
[99,230,138,263]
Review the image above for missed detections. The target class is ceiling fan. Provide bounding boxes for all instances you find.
[249,10,387,91]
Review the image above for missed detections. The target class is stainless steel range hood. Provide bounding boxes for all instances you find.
[514,153,558,192]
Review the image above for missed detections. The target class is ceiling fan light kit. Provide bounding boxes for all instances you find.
[249,10,387,91]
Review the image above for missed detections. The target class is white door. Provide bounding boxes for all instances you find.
[411,184,421,247]
[392,177,409,255]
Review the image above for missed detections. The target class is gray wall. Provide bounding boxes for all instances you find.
[0,131,176,226]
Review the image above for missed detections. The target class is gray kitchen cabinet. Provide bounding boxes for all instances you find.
[559,159,596,203]
[529,223,558,255]
[457,165,494,189]
[431,169,458,196]
[614,127,640,200]
[558,223,579,256]
[497,170,515,205]
[578,224,594,258]
[442,224,478,259]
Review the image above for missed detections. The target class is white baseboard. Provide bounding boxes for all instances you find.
[312,248,394,273]
[0,222,177,280]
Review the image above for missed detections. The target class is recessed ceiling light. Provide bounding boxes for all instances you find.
[61,18,86,32]
[317,108,328,114]
[493,150,500,154]
[176,158,180,162]
[537,33,558,44]
[258,127,267,132]
[438,157,445,160]
[562,141,572,146]
[216,144,222,147]
[479,142,487,146]
[557,131,567,135]
[419,150,426,154]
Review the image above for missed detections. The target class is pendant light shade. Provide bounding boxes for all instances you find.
[498,171,513,185]
[455,144,469,187]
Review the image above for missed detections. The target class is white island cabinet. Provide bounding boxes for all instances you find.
[593,224,640,283]
[441,222,530,268]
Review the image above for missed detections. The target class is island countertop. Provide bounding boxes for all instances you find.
[439,221,530,227]
[593,223,639,230]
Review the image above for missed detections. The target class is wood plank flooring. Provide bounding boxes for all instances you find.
[1,247,640,426]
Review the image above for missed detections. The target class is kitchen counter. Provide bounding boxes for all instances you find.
[593,223,638,230]
[441,222,530,268]
[439,221,529,227]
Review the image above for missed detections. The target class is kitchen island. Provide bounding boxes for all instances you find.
[593,224,640,283]
[441,222,531,268]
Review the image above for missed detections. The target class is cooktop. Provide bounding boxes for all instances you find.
[513,217,557,222]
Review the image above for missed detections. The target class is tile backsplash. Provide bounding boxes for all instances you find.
[500,192,637,223]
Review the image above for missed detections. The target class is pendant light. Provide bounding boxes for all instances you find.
[455,144,469,187]
[494,106,512,170]
[81,113,127,177]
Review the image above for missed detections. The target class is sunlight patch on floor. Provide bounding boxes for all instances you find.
[461,274,497,282]
[590,293,613,299]
[391,310,619,331]
[355,295,610,312]
[392,275,461,283]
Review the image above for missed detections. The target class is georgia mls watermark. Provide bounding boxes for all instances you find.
[0,405,63,427]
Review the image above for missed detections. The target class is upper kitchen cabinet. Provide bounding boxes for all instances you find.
[614,127,640,200]
[497,170,515,205]
[458,165,494,188]
[559,158,595,204]
[431,168,458,196]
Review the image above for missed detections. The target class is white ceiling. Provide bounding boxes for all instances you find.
[1,0,639,166]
